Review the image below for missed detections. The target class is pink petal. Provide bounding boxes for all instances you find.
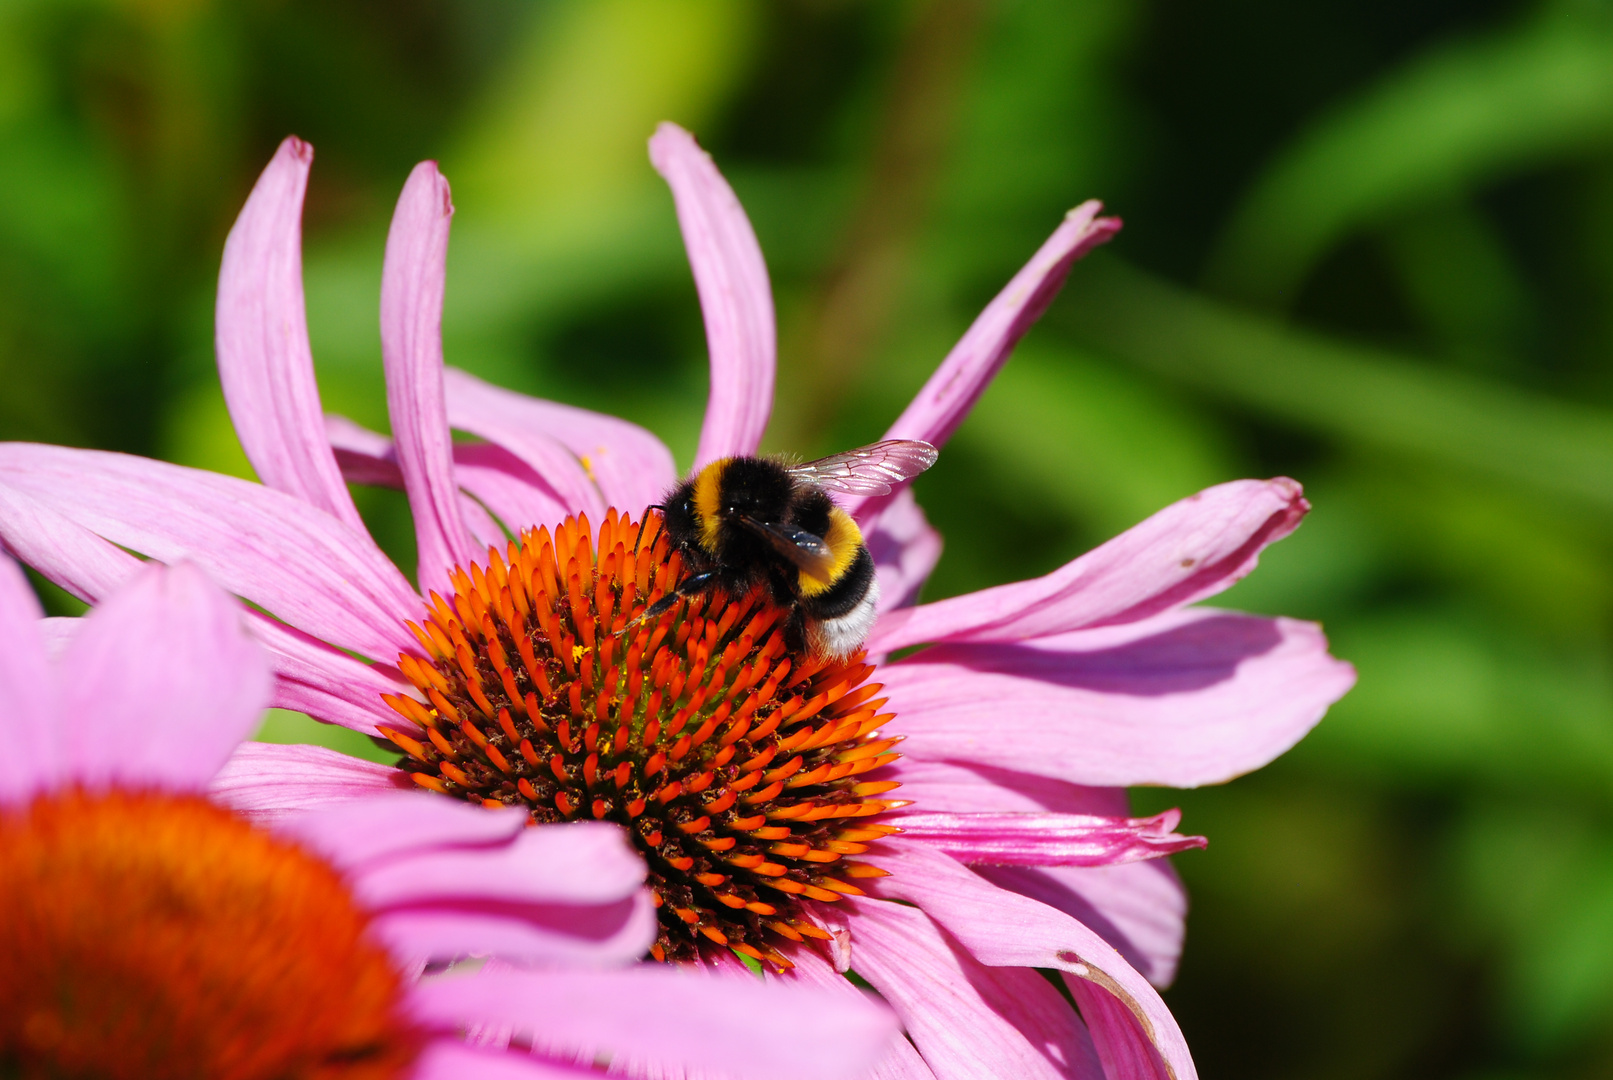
[884,606,1356,787]
[863,489,943,615]
[348,821,646,909]
[278,791,530,866]
[842,203,1120,521]
[1065,978,1175,1080]
[215,136,364,531]
[373,890,656,970]
[0,444,421,662]
[60,561,271,791]
[38,617,78,660]
[0,478,143,604]
[884,757,1128,815]
[649,123,775,468]
[850,897,1103,1080]
[409,965,898,1080]
[871,841,1194,1080]
[880,759,1188,985]
[411,1040,590,1080]
[444,367,676,517]
[779,948,937,1080]
[888,810,1204,867]
[380,161,477,597]
[0,557,59,803]
[277,795,657,969]
[453,485,508,553]
[209,742,410,822]
[980,861,1188,989]
[871,477,1309,653]
[449,443,572,543]
[435,368,603,522]
[329,414,573,541]
[0,476,414,735]
[251,615,409,734]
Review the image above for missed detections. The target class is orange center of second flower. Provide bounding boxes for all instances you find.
[382,510,905,970]
[0,788,418,1080]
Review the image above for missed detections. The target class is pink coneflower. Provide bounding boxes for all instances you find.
[0,125,1354,1079]
[0,558,895,1080]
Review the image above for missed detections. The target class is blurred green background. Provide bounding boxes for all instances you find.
[8,0,1613,1075]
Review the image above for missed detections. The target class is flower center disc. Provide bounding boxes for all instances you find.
[384,510,904,969]
[0,789,416,1080]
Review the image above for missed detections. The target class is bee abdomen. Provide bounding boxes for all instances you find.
[802,546,880,658]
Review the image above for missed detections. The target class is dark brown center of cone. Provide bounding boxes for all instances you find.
[382,510,904,970]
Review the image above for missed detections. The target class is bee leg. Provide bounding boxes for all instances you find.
[782,609,808,656]
[617,571,717,636]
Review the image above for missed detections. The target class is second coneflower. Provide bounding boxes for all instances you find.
[0,125,1354,1079]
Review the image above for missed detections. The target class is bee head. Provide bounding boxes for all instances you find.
[660,459,733,556]
[658,477,703,550]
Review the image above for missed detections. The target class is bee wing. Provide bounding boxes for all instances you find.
[737,515,837,578]
[784,440,939,497]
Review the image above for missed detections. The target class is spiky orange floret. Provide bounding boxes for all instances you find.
[0,789,417,1080]
[384,510,904,969]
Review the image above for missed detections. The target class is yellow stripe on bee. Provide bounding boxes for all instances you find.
[692,460,728,552]
[799,508,862,597]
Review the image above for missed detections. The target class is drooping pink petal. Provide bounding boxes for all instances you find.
[863,488,943,614]
[0,444,421,661]
[870,478,1309,653]
[841,203,1120,522]
[872,841,1194,1080]
[850,897,1103,1080]
[279,791,530,866]
[408,966,898,1080]
[216,136,364,531]
[0,479,144,604]
[781,949,937,1080]
[1065,978,1175,1080]
[883,606,1356,787]
[410,1041,589,1080]
[251,615,410,734]
[0,475,411,735]
[347,821,647,909]
[0,474,420,737]
[876,759,1188,984]
[649,123,775,468]
[60,561,271,792]
[329,414,573,543]
[380,161,477,597]
[980,861,1188,989]
[884,758,1128,816]
[284,803,655,964]
[373,891,656,970]
[0,556,59,803]
[209,742,410,822]
[889,810,1204,867]
[444,367,676,517]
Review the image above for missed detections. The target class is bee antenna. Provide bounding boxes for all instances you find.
[632,505,666,558]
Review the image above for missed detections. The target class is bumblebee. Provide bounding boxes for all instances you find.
[642,440,938,658]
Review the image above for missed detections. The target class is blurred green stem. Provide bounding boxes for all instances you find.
[1061,258,1613,516]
